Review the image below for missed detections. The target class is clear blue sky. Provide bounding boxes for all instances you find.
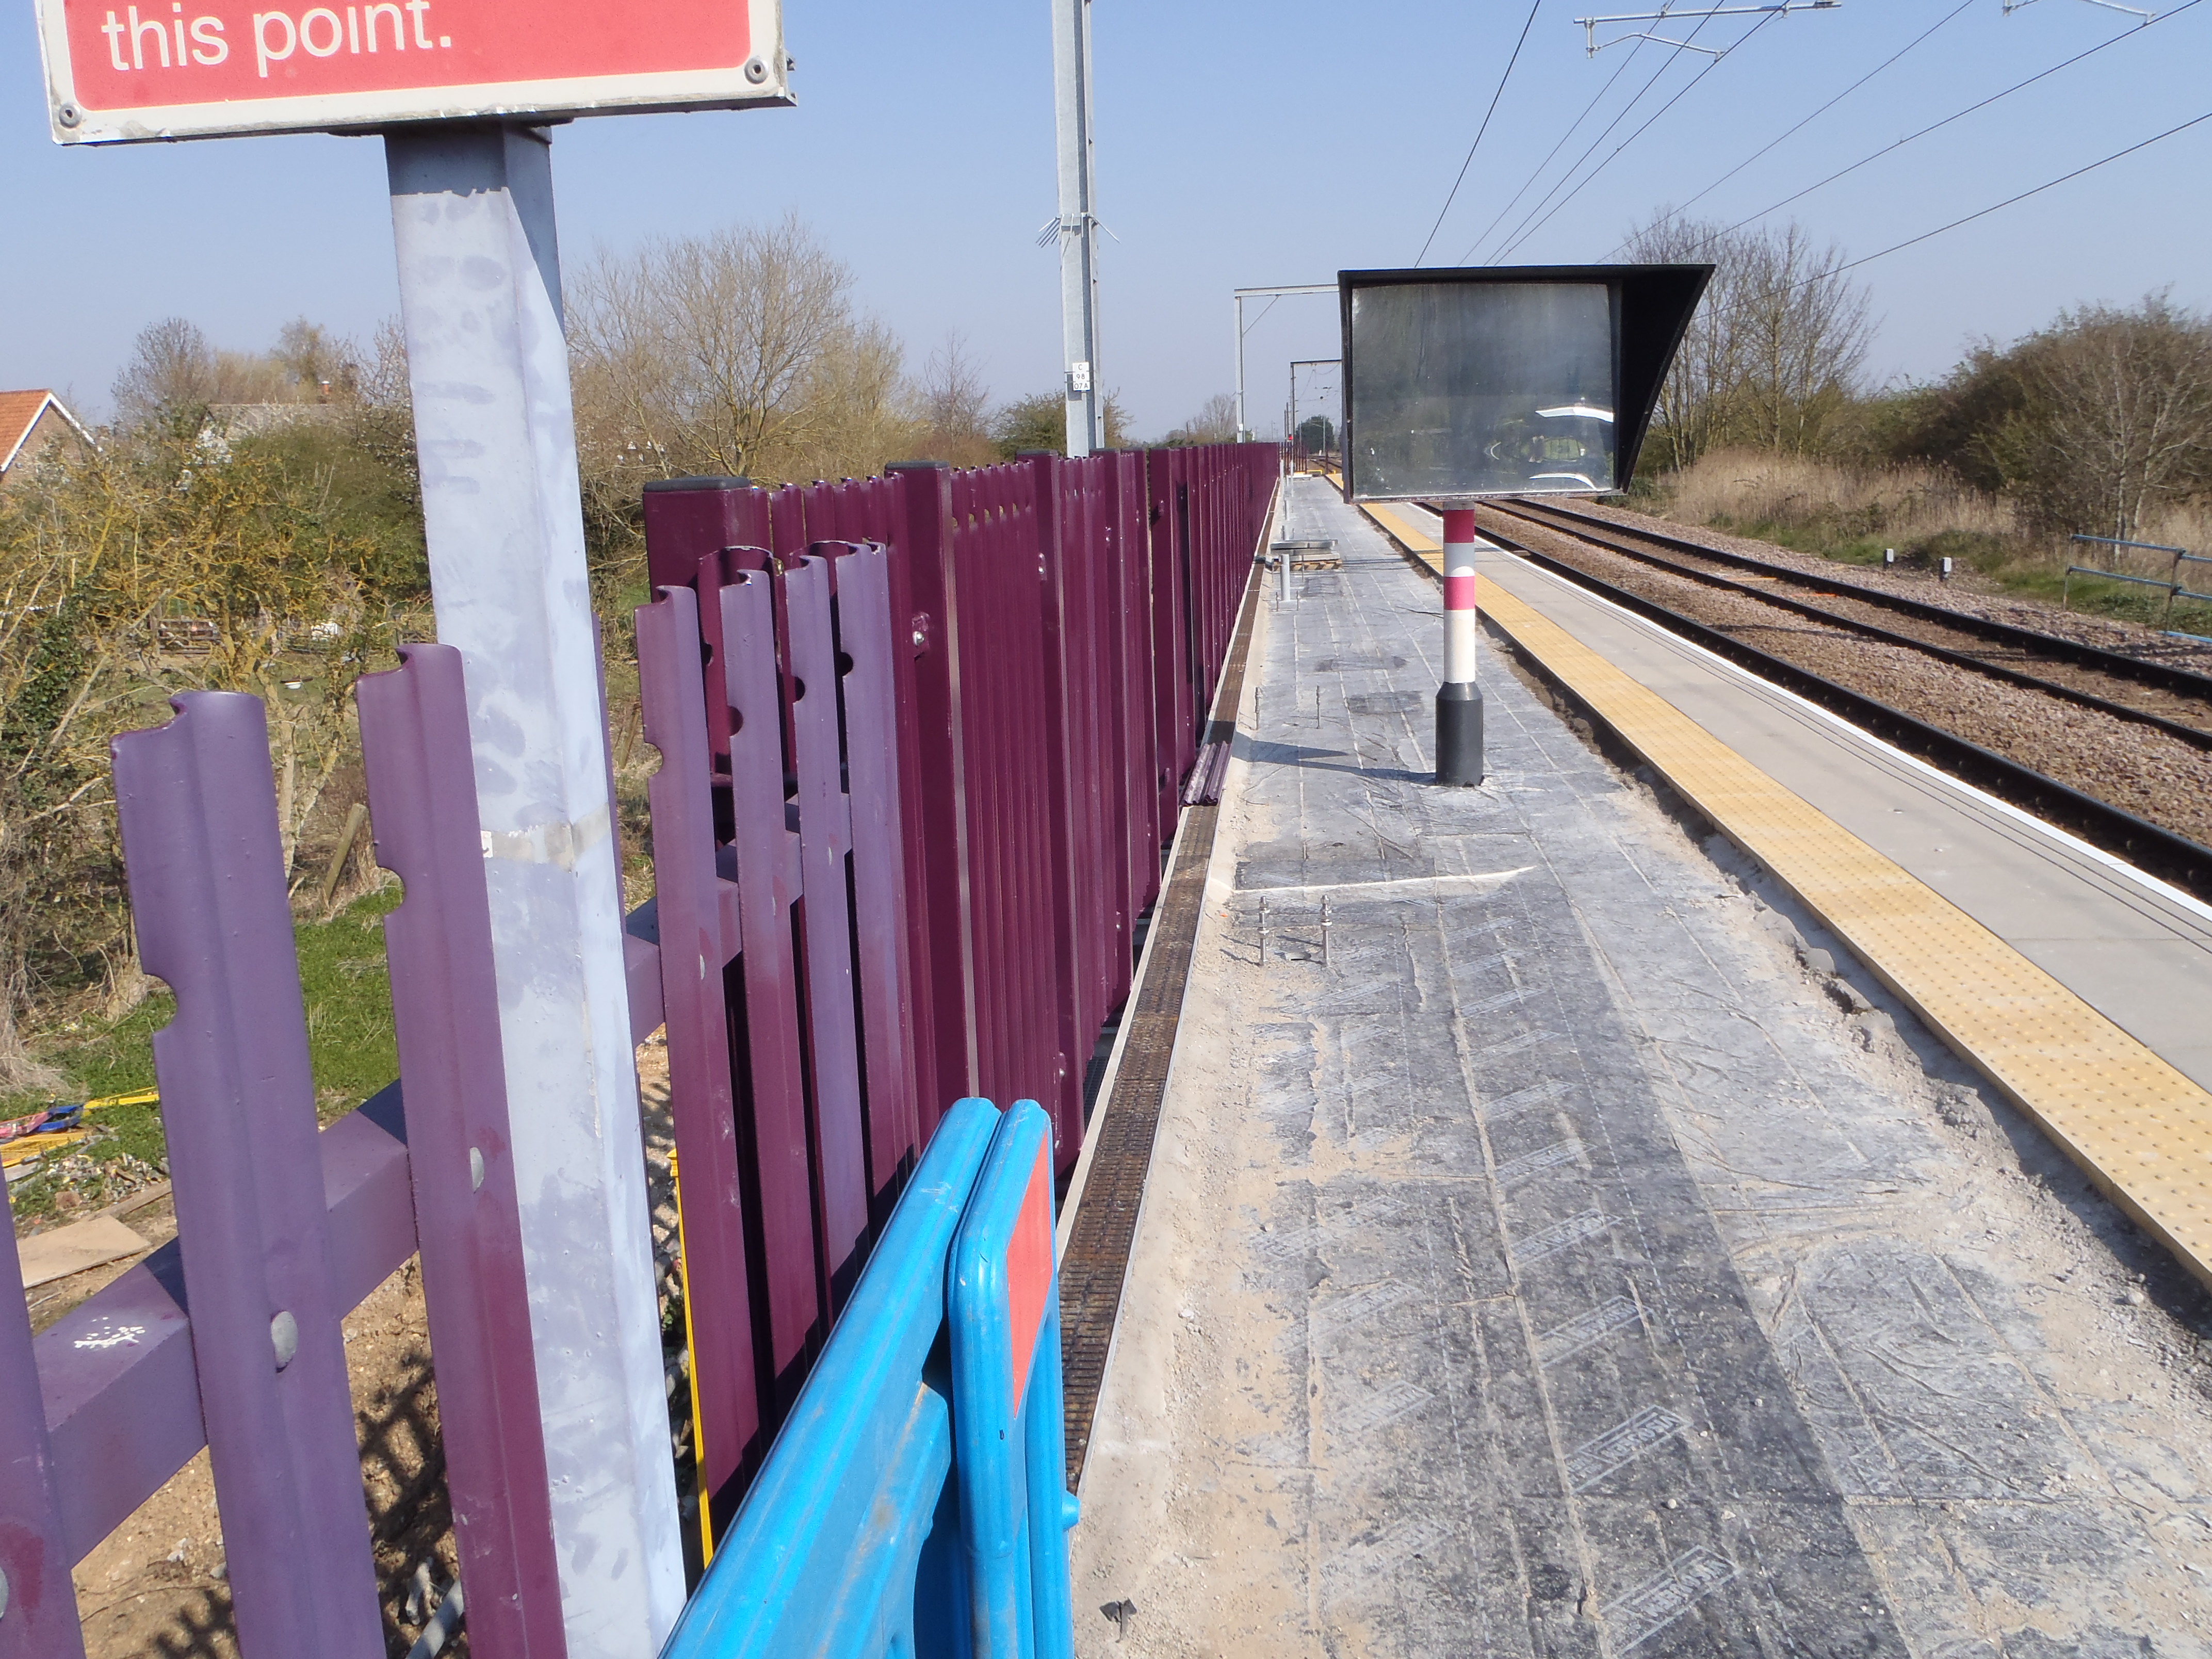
[4,0,2207,439]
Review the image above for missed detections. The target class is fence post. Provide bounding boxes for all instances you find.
[0,1183,86,1659]
[885,463,977,1132]
[719,570,823,1420]
[631,587,764,1548]
[1021,453,1089,1170]
[111,692,383,1659]
[826,542,924,1217]
[780,554,871,1308]
[355,644,568,1659]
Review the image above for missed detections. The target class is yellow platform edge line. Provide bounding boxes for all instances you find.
[1358,500,2212,1291]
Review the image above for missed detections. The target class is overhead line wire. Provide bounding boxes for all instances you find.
[1496,8,1780,262]
[1802,106,2212,286]
[1470,2,1731,264]
[1416,0,1545,266]
[1699,0,2203,248]
[1661,0,1976,227]
[1452,11,1666,266]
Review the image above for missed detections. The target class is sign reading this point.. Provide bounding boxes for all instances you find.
[35,0,788,142]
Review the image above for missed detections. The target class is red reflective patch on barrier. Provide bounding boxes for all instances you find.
[1005,1141,1053,1401]
[1443,574,1477,610]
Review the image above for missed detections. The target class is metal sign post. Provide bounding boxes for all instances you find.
[1051,0,1101,454]
[32,0,793,1649]
[386,125,684,1655]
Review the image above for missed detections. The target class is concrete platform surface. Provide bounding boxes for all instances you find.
[1070,478,2212,1658]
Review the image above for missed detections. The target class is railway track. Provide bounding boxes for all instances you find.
[1434,498,2212,903]
[1482,497,2212,750]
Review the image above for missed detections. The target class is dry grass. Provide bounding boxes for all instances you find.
[1656,449,2015,546]
[1644,449,2212,631]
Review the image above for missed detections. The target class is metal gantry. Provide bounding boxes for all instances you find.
[1571,0,1839,56]
[2003,0,2156,23]
[1233,284,1336,442]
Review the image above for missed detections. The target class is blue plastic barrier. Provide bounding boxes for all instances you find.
[661,1097,1078,1658]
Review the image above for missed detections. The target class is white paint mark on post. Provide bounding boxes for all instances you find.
[1442,508,1479,684]
[386,124,682,1655]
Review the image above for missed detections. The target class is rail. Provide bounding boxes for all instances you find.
[1490,497,2212,702]
[1469,501,2212,752]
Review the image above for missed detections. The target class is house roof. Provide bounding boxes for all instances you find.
[0,389,92,474]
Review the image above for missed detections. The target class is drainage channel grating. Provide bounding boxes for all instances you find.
[1059,562,1265,1490]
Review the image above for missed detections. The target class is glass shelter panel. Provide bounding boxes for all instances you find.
[1347,281,1617,501]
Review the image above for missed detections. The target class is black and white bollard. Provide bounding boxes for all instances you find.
[1437,508,1485,786]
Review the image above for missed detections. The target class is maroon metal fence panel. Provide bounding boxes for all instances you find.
[779,554,871,1308]
[356,644,568,1659]
[884,463,975,1135]
[31,443,1276,1654]
[632,585,763,1536]
[818,541,924,1218]
[111,693,385,1659]
[717,569,824,1419]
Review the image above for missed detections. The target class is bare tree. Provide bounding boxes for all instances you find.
[1734,224,1873,454]
[111,317,219,427]
[567,213,918,490]
[1167,393,1239,447]
[2012,295,2212,541]
[913,332,999,467]
[1623,212,1873,466]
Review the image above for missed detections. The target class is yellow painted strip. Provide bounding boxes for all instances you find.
[1469,578,2212,1289]
[1361,503,1442,573]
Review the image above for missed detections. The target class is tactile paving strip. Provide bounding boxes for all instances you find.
[1424,545,2212,1295]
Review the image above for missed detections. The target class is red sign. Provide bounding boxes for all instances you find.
[35,0,787,142]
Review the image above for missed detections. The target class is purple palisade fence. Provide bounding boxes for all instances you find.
[820,540,923,1221]
[635,582,763,1538]
[355,643,568,1659]
[111,692,385,1659]
[720,567,823,1417]
[780,554,871,1311]
[19,441,1276,1652]
[0,1181,86,1659]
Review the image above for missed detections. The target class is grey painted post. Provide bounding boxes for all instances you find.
[1051,0,1101,455]
[384,125,683,1653]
